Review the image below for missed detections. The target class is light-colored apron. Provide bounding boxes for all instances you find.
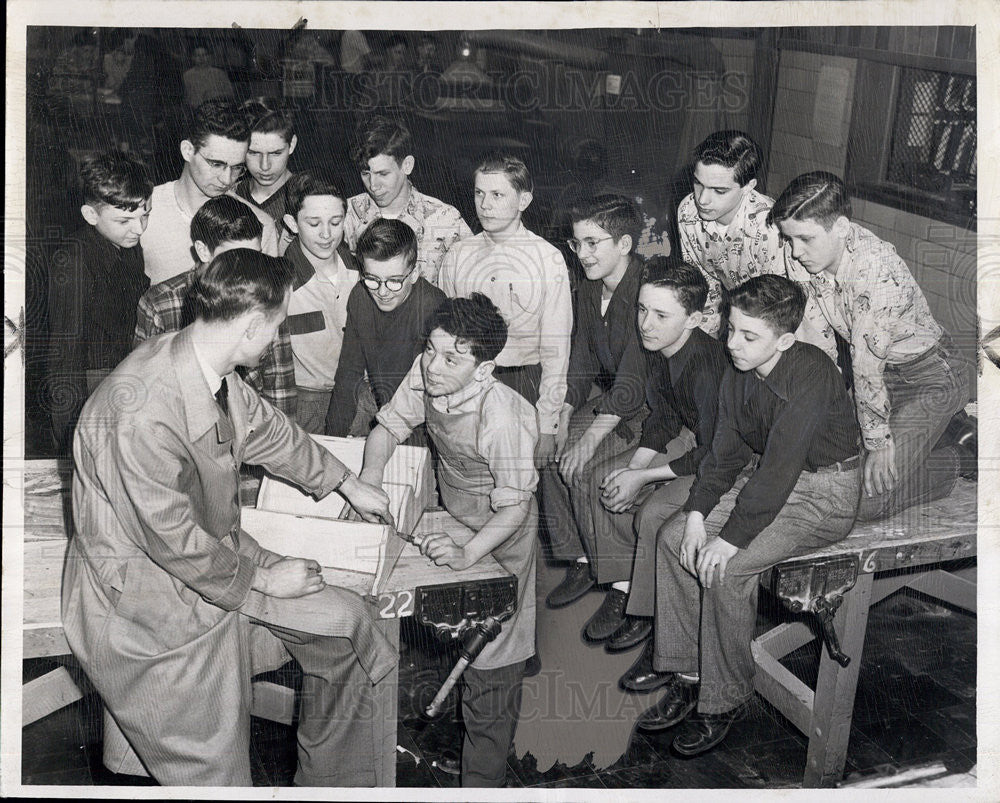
[424,387,537,670]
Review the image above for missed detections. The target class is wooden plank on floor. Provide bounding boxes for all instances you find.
[250,681,295,726]
[23,667,83,726]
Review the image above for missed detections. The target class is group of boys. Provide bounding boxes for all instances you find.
[52,100,974,788]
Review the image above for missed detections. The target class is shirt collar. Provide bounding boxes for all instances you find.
[756,341,807,402]
[667,325,706,381]
[170,328,228,440]
[191,335,223,396]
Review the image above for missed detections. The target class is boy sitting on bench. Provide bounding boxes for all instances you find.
[769,171,973,521]
[635,274,862,754]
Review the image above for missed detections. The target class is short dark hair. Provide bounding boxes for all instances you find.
[570,194,643,254]
[188,249,293,323]
[357,218,418,270]
[79,152,152,211]
[190,196,263,253]
[187,100,250,150]
[352,116,412,168]
[694,130,761,187]
[640,255,708,316]
[242,98,295,143]
[427,293,508,363]
[475,151,532,193]
[285,170,346,218]
[768,171,852,230]
[726,274,805,335]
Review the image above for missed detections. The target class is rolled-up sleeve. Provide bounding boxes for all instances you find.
[374,355,427,444]
[479,389,539,509]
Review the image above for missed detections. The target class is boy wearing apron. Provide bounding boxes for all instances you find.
[360,293,538,787]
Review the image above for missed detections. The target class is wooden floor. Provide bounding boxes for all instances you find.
[21,554,977,789]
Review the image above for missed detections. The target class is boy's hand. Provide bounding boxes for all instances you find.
[600,468,648,512]
[679,513,708,576]
[558,437,598,486]
[254,558,325,598]
[535,433,557,468]
[863,442,897,497]
[419,532,473,571]
[696,536,739,588]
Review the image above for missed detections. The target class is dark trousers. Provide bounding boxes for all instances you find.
[856,340,969,521]
[655,466,861,713]
[493,363,542,406]
[460,660,526,787]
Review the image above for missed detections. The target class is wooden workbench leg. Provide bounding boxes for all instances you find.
[803,571,874,788]
[374,617,400,787]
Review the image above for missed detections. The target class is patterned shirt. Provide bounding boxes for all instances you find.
[677,190,837,361]
[344,183,472,286]
[439,224,573,435]
[133,268,298,416]
[786,223,944,450]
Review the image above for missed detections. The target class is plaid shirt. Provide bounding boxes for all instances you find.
[133,268,297,416]
[344,183,472,286]
[786,223,943,450]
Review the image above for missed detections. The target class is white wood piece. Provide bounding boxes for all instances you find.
[241,508,406,596]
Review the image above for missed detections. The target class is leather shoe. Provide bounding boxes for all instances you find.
[583,588,628,642]
[606,616,652,652]
[619,642,674,693]
[671,707,742,755]
[546,562,595,608]
[636,677,698,731]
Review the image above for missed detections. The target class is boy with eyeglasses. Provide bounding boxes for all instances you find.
[541,195,649,643]
[345,116,471,286]
[280,171,360,433]
[141,100,280,284]
[440,151,572,468]
[678,130,836,362]
[326,218,446,437]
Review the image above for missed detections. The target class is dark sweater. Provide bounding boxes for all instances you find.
[325,277,446,435]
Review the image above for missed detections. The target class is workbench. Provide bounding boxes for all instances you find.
[19,458,512,787]
[752,478,977,788]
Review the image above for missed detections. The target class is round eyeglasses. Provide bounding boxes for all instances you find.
[566,236,614,253]
[362,264,417,293]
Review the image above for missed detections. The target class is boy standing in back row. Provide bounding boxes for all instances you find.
[770,171,972,520]
[345,116,471,286]
[440,152,573,467]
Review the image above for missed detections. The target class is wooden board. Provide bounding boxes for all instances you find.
[240,508,406,596]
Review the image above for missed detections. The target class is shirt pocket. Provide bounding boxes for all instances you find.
[285,310,326,336]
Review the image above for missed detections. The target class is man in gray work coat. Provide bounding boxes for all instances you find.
[62,248,397,786]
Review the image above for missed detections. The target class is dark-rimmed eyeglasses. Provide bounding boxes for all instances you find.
[566,236,613,253]
[362,264,417,293]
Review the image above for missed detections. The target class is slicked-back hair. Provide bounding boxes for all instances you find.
[242,97,296,143]
[640,255,709,316]
[188,249,293,323]
[352,116,413,168]
[79,151,152,211]
[189,196,264,253]
[426,293,508,363]
[767,171,852,230]
[570,194,643,254]
[357,218,418,271]
[187,100,250,150]
[694,130,762,188]
[726,274,806,336]
[475,151,533,194]
[285,170,346,218]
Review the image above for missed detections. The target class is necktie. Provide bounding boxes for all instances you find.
[215,377,231,419]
